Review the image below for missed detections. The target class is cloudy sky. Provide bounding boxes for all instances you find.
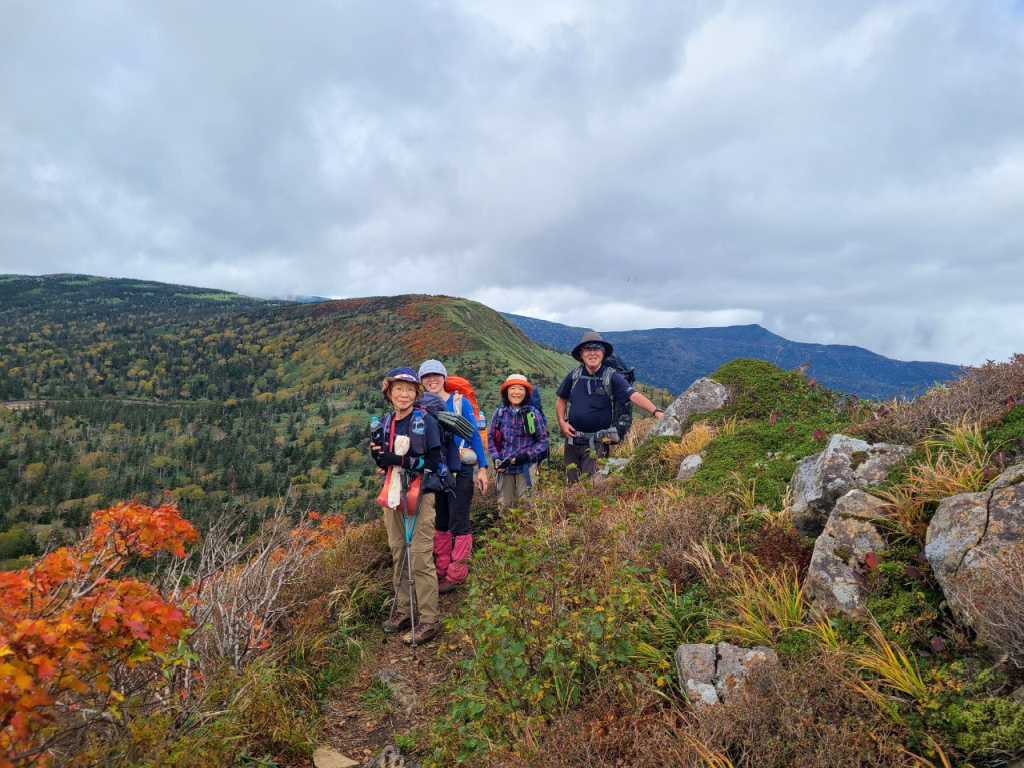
[2,1,1022,365]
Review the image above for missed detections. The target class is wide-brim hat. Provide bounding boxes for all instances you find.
[381,367,423,398]
[571,331,613,362]
[500,374,533,397]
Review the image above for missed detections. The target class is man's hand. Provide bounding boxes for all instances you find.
[559,420,577,439]
[476,468,489,494]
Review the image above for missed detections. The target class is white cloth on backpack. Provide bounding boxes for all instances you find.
[385,435,411,509]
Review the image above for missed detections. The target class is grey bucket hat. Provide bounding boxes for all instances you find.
[571,331,613,362]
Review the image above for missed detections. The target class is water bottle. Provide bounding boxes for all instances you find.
[370,416,384,445]
[476,414,486,431]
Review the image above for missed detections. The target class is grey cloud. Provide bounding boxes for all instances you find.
[1,0,1023,365]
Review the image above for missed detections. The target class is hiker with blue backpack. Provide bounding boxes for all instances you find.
[489,374,549,507]
[370,367,445,645]
[556,332,663,483]
[418,359,489,594]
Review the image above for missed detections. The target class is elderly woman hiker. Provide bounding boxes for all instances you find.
[488,374,549,508]
[418,359,489,594]
[370,367,443,645]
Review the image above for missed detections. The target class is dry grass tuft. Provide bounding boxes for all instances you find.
[876,419,999,540]
[615,415,657,455]
[859,354,1024,442]
[660,421,720,466]
[483,687,691,767]
[690,654,909,768]
[634,493,730,582]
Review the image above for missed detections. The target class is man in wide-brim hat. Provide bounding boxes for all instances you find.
[556,331,663,483]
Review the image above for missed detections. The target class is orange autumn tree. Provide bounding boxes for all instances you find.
[0,501,198,767]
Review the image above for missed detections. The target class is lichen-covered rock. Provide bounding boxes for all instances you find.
[805,490,889,619]
[363,746,419,768]
[598,457,633,476]
[674,642,778,706]
[924,491,989,587]
[675,643,716,686]
[989,461,1024,491]
[926,467,1024,623]
[646,378,729,440]
[714,642,779,701]
[791,434,912,536]
[676,453,703,480]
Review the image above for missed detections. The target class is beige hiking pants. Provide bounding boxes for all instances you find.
[384,490,439,624]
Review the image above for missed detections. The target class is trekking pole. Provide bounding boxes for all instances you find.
[400,469,420,658]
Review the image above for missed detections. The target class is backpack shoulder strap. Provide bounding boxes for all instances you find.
[571,365,585,385]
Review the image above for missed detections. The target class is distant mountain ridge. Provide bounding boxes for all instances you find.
[503,313,962,399]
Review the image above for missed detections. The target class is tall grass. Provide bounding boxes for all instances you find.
[877,419,999,540]
[708,565,805,647]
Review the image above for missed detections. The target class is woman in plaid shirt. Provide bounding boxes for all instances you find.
[488,374,549,507]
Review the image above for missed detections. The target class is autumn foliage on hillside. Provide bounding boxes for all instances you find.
[0,499,351,767]
[0,501,197,766]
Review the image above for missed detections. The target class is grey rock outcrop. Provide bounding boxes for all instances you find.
[377,669,418,714]
[598,457,632,476]
[791,434,912,536]
[676,454,703,480]
[925,463,1024,622]
[646,378,729,440]
[363,746,419,768]
[804,490,889,619]
[675,642,779,706]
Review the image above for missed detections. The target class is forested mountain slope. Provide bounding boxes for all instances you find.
[504,312,962,399]
[0,275,575,553]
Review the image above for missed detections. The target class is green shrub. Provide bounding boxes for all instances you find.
[433,502,663,763]
[946,697,1024,755]
[711,358,843,422]
[618,435,676,488]
[985,404,1024,460]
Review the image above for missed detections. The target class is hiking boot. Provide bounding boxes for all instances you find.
[438,579,462,595]
[403,622,441,645]
[382,611,412,633]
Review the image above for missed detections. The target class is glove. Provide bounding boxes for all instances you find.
[377,451,404,468]
[514,453,531,466]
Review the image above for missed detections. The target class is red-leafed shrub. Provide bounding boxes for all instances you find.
[0,501,198,767]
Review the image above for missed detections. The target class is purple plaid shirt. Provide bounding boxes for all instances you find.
[487,405,548,474]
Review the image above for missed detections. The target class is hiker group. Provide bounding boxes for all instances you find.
[368,332,664,646]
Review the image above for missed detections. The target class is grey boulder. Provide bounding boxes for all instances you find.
[646,378,729,440]
[675,641,779,706]
[791,434,911,536]
[926,463,1024,623]
[804,490,889,619]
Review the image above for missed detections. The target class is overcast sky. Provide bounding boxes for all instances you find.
[2,1,1022,365]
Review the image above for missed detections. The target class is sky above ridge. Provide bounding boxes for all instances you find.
[2,1,1023,366]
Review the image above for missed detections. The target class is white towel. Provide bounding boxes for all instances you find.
[385,435,411,509]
